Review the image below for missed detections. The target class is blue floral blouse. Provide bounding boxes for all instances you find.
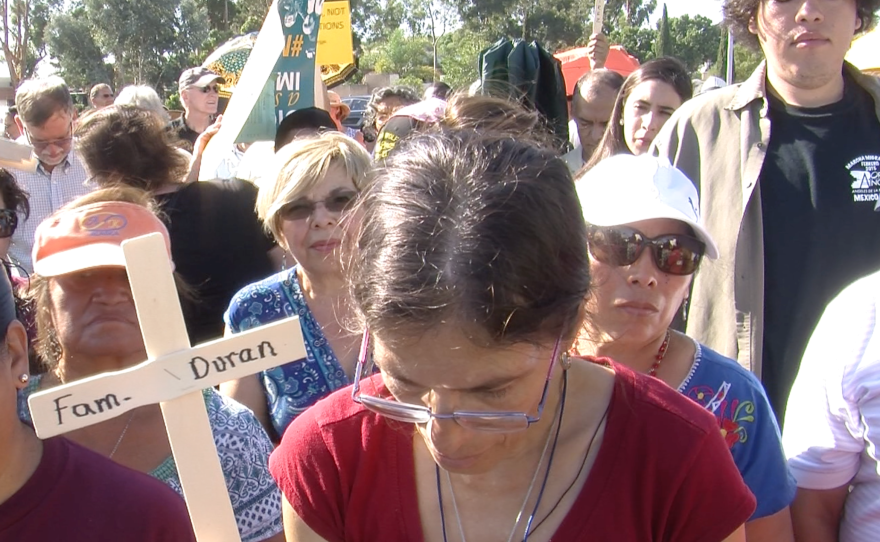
[18,378,282,542]
[224,266,350,437]
[678,342,797,520]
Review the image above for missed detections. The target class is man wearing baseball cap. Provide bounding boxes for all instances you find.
[170,67,226,153]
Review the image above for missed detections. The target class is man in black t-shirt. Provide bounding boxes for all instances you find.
[170,67,225,153]
[653,0,880,427]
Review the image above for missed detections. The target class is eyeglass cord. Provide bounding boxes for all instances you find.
[436,369,568,542]
[525,381,611,536]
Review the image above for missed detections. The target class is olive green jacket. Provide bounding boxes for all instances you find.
[652,62,880,376]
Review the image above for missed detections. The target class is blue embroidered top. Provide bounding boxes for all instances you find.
[679,342,797,520]
[18,379,282,542]
[224,266,349,437]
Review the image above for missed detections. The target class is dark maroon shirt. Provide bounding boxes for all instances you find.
[0,436,196,541]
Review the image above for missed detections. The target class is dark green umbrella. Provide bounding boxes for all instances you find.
[478,38,570,150]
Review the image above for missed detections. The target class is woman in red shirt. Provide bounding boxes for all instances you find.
[270,126,755,542]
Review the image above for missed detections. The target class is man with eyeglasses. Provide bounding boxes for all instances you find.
[3,107,21,140]
[88,83,114,109]
[7,76,92,272]
[170,67,225,153]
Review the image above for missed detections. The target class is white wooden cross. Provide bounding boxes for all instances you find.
[28,233,307,542]
[593,0,605,35]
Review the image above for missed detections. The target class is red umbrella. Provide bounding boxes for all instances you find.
[554,45,641,96]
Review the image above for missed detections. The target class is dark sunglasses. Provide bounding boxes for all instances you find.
[280,191,358,221]
[0,209,17,238]
[586,225,705,276]
[197,85,221,94]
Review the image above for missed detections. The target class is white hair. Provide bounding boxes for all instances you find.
[115,85,170,123]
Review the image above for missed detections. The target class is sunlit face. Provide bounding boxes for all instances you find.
[49,267,144,362]
[279,163,357,277]
[622,80,683,155]
[750,0,860,93]
[573,85,618,161]
[372,325,559,475]
[91,85,114,109]
[4,112,20,140]
[586,219,693,346]
[21,111,73,168]
[182,82,220,116]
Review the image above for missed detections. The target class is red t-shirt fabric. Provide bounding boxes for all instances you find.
[0,436,197,542]
[270,361,756,542]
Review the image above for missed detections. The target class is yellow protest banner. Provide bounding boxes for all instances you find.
[316,0,354,65]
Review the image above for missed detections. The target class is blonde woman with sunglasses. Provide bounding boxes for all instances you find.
[573,154,795,542]
[221,132,371,442]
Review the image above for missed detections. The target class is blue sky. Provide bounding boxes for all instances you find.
[650,0,724,23]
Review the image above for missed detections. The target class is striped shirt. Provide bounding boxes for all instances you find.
[7,150,92,272]
[784,269,880,541]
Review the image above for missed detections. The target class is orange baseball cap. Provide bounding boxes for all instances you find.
[32,201,173,277]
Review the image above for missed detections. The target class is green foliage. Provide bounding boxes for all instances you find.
[0,0,63,84]
[605,0,656,28]
[205,0,239,31]
[361,28,435,83]
[231,0,272,34]
[709,29,727,78]
[609,24,656,63]
[437,28,493,90]
[82,0,177,86]
[165,92,183,111]
[350,0,405,50]
[667,15,721,75]
[46,9,113,90]
[454,0,656,52]
[653,4,671,59]
[44,0,213,95]
[733,42,763,83]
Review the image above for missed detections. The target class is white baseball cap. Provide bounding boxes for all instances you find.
[576,154,719,259]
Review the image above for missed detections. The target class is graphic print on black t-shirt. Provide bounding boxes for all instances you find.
[847,154,880,203]
[759,72,880,424]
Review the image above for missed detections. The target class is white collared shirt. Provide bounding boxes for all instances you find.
[784,269,880,541]
[7,150,93,271]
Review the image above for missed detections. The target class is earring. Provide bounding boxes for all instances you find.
[281,252,288,271]
[18,373,28,384]
[561,352,572,371]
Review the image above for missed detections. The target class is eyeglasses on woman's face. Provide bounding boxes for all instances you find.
[586,224,705,276]
[351,329,562,433]
[279,189,358,221]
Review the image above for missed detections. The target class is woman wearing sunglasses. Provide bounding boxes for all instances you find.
[0,169,28,263]
[269,129,754,542]
[574,154,795,542]
[221,132,371,441]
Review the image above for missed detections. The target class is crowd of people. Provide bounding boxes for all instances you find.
[2,0,880,541]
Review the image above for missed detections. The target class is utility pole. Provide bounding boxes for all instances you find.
[726,31,735,84]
